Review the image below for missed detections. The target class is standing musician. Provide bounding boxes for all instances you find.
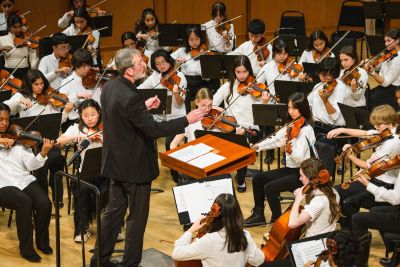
[212,55,267,192]
[0,13,38,79]
[172,193,265,267]
[244,92,315,227]
[299,30,334,65]
[203,1,235,53]
[228,19,272,75]
[365,28,400,110]
[62,7,100,66]
[138,49,187,183]
[38,32,72,89]
[171,26,211,113]
[0,0,15,34]
[338,45,368,109]
[0,103,54,262]
[327,105,400,230]
[89,47,205,267]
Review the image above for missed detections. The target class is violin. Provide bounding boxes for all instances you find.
[313,239,337,267]
[147,25,159,38]
[87,0,108,17]
[59,54,72,69]
[14,32,40,49]
[2,124,43,149]
[278,57,304,79]
[335,128,392,162]
[215,22,231,36]
[190,44,214,59]
[201,108,256,136]
[285,117,305,154]
[160,69,185,96]
[82,68,99,89]
[341,153,400,189]
[253,37,270,62]
[312,48,332,63]
[237,75,268,98]
[0,69,22,93]
[341,68,361,87]
[319,80,338,99]
[365,49,398,69]
[35,87,70,109]
[87,122,103,141]
[79,27,96,45]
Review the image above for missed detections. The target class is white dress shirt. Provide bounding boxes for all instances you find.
[135,30,170,53]
[0,32,38,69]
[138,70,187,120]
[367,171,400,205]
[378,51,400,87]
[59,71,89,120]
[0,144,47,190]
[339,67,368,107]
[307,80,347,126]
[38,52,68,89]
[256,124,316,168]
[172,228,265,267]
[4,92,68,123]
[202,20,235,53]
[58,11,71,29]
[299,49,335,64]
[228,40,272,75]
[0,13,7,32]
[212,80,262,130]
[171,47,202,76]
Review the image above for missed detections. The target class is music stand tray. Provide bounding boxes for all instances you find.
[11,113,62,140]
[159,134,256,179]
[0,90,12,102]
[138,88,170,115]
[274,81,298,104]
[80,147,102,181]
[302,63,321,83]
[338,103,372,130]
[92,15,113,37]
[366,35,385,56]
[252,103,288,127]
[200,55,241,80]
[194,130,249,148]
[158,24,203,47]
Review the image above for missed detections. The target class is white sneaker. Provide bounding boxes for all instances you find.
[74,231,91,243]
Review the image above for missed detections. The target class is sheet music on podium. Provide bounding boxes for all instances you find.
[172,176,233,225]
[168,143,226,168]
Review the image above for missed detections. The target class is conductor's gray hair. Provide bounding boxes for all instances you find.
[115,48,141,75]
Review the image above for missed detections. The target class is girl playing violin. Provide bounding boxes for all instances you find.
[244,92,315,227]
[229,19,272,75]
[138,49,187,183]
[0,13,38,79]
[202,1,235,53]
[213,55,267,192]
[172,193,265,267]
[63,7,100,66]
[327,104,400,231]
[38,32,72,89]
[0,102,54,262]
[171,26,212,112]
[0,0,15,34]
[58,0,86,29]
[56,99,110,243]
[299,30,334,64]
[365,28,400,110]
[135,8,167,53]
[338,45,368,109]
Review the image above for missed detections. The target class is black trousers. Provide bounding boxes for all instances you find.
[35,147,65,202]
[352,205,400,252]
[0,182,51,257]
[369,84,398,111]
[252,167,301,220]
[90,178,151,267]
[335,181,390,230]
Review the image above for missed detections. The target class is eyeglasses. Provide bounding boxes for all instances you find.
[1,4,13,8]
[155,61,168,67]
[57,45,71,51]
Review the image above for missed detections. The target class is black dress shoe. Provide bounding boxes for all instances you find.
[22,251,41,262]
[379,257,392,266]
[264,157,274,165]
[237,184,246,193]
[37,245,53,255]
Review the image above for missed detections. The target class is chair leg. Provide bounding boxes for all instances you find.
[8,210,13,227]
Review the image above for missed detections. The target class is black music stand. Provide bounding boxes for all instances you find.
[39,35,87,59]
[92,15,113,37]
[274,81,315,104]
[138,88,170,115]
[252,103,288,171]
[194,130,249,148]
[303,62,321,83]
[158,23,204,47]
[0,90,11,102]
[278,34,308,58]
[338,103,372,130]
[366,35,386,56]
[11,113,62,140]
[200,55,241,80]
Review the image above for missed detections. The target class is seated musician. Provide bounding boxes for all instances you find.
[0,0,15,34]
[172,193,265,267]
[299,30,334,65]
[327,105,400,230]
[244,92,315,227]
[58,0,86,29]
[0,103,54,262]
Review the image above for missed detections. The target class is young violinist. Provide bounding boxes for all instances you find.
[38,32,71,89]
[228,19,272,75]
[327,104,400,230]
[172,193,265,267]
[365,28,400,110]
[212,55,267,192]
[59,48,94,132]
[62,7,100,66]
[171,26,211,112]
[299,30,334,64]
[0,0,15,34]
[0,102,54,262]
[0,13,38,79]
[244,92,315,227]
[338,45,368,109]
[58,0,86,29]
[56,99,110,242]
[202,1,235,54]
[138,49,187,183]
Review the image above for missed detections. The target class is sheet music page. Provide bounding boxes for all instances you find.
[169,143,214,162]
[291,239,328,267]
[187,152,226,168]
[172,186,188,213]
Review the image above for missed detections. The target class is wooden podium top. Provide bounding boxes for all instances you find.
[159,134,256,179]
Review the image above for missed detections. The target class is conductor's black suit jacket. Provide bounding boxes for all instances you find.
[100,76,188,183]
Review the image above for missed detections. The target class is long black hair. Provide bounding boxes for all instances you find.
[207,194,248,253]
[134,8,159,34]
[78,99,102,132]
[6,13,22,31]
[71,6,93,30]
[307,30,330,52]
[287,92,312,123]
[211,1,227,19]
[227,55,253,104]
[20,70,50,98]
[150,49,175,73]
[183,26,205,53]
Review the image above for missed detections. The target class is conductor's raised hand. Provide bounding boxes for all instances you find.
[145,95,160,110]
[186,108,205,124]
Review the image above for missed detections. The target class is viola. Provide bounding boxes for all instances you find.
[237,75,268,99]
[201,108,256,136]
[365,49,398,69]
[160,69,185,96]
[278,57,304,79]
[253,37,270,62]
[0,69,23,93]
[341,68,361,87]
[335,128,392,162]
[312,48,332,63]
[341,153,400,189]
[285,117,305,154]
[2,124,43,149]
[35,87,70,109]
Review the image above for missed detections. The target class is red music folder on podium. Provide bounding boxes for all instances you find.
[159,134,256,179]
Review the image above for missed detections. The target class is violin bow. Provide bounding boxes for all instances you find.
[14,24,47,48]
[0,57,25,90]
[0,10,31,27]
[91,58,114,96]
[247,35,279,57]
[87,0,107,11]
[29,78,75,108]
[363,38,398,68]
[144,20,177,50]
[81,26,108,48]
[264,58,296,102]
[205,14,242,30]
[316,30,350,64]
